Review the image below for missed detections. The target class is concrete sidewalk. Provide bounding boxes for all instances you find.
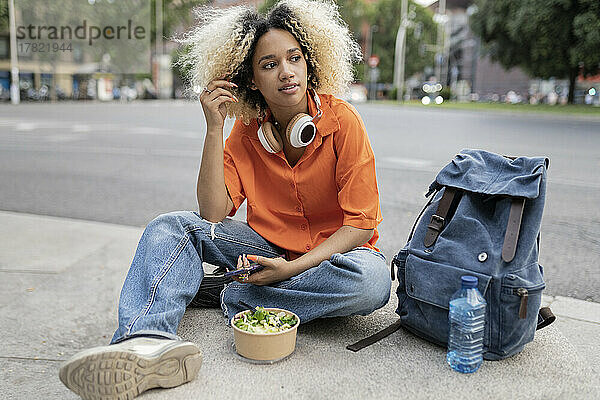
[1,211,598,399]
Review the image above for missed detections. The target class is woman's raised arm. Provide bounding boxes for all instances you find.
[197,79,238,222]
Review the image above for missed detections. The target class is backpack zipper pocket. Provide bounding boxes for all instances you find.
[499,280,544,354]
[511,286,544,319]
[515,288,528,319]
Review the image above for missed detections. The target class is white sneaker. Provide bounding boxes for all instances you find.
[59,337,202,400]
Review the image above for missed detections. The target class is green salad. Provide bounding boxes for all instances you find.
[233,307,298,334]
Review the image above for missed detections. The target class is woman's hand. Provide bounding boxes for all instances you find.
[232,255,294,286]
[200,79,238,131]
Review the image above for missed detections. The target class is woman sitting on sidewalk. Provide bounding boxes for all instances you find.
[60,0,391,398]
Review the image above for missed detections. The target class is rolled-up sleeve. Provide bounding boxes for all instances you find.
[334,104,382,229]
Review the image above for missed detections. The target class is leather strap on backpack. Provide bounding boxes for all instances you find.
[424,188,526,261]
[424,187,458,247]
[502,197,526,263]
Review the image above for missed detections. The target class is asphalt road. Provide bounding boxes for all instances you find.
[1,100,599,301]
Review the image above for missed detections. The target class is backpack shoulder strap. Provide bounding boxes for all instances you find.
[391,189,438,281]
[346,319,402,352]
[346,307,555,352]
[536,306,556,330]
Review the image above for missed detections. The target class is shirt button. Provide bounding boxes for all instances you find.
[301,224,307,230]
[290,182,295,188]
[305,244,310,251]
[295,206,302,212]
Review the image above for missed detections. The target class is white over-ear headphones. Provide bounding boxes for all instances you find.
[257,89,323,154]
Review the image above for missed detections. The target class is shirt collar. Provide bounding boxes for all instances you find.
[308,91,339,138]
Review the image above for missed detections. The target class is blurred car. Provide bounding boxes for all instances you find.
[120,86,138,102]
[0,86,11,101]
[419,82,444,105]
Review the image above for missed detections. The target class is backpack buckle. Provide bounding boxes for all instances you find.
[428,214,445,231]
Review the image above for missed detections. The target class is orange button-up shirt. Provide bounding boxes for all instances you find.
[223,92,382,258]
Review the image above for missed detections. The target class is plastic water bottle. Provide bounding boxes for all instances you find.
[446,275,486,373]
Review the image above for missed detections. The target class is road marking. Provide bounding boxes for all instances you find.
[0,117,197,138]
[549,177,600,190]
[179,131,199,138]
[0,144,201,158]
[15,122,37,132]
[45,134,81,143]
[71,124,91,133]
[377,157,435,171]
[128,126,165,135]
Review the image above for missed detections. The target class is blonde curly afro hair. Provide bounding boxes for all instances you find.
[176,0,363,124]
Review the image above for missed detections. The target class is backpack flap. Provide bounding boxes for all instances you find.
[424,149,549,267]
[430,149,548,199]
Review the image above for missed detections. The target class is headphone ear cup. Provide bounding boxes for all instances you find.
[258,121,283,153]
[287,113,316,148]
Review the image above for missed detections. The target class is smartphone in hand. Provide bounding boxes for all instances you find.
[224,262,265,278]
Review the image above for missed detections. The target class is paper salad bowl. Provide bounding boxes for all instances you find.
[231,307,300,361]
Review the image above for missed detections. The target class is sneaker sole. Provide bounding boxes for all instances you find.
[59,342,202,400]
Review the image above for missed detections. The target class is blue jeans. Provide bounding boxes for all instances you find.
[111,211,391,344]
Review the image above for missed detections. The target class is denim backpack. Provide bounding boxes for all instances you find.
[348,149,555,360]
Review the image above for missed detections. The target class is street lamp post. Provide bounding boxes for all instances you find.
[393,0,409,102]
[365,25,378,101]
[8,0,20,104]
[434,0,447,85]
[466,5,479,100]
[365,25,378,63]
[155,0,163,98]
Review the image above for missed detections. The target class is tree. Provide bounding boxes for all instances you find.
[369,0,436,85]
[470,0,600,104]
[0,0,7,33]
[157,0,204,40]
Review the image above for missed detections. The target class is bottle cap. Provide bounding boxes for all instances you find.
[461,275,478,288]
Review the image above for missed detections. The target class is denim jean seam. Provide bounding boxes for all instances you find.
[354,246,386,261]
[125,231,191,336]
[503,261,543,277]
[212,232,281,256]
[498,287,504,349]
[185,216,280,256]
[184,224,210,236]
[275,264,321,289]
